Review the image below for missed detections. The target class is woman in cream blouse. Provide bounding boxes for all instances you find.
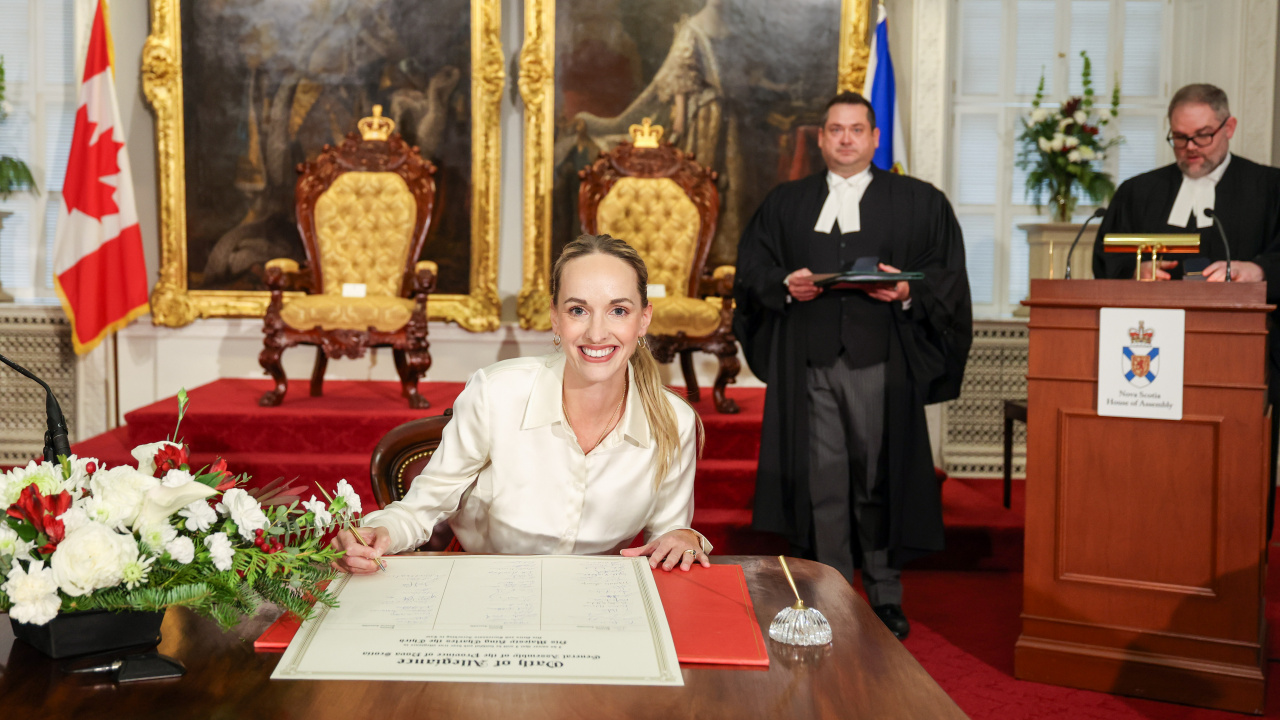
[332,234,712,573]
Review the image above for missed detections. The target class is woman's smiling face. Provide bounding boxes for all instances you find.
[551,252,653,385]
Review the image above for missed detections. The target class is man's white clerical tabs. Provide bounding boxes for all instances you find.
[1096,307,1185,421]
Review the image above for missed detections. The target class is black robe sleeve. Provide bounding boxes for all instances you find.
[732,187,793,380]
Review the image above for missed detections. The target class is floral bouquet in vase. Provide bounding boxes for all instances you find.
[0,390,356,653]
[1016,51,1123,222]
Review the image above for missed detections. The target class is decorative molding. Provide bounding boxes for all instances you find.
[517,0,554,331]
[1238,0,1277,162]
[142,0,503,332]
[910,0,949,189]
[838,0,873,93]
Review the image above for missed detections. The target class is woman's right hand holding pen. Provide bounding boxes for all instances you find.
[330,526,391,574]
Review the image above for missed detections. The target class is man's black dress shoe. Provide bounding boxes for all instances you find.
[873,604,910,640]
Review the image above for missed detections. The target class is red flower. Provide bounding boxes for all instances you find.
[153,444,190,477]
[1084,125,1100,136]
[1061,97,1082,117]
[6,483,73,553]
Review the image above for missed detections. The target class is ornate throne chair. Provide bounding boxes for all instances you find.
[578,119,741,414]
[259,106,439,408]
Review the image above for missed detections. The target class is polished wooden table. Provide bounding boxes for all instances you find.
[0,556,966,719]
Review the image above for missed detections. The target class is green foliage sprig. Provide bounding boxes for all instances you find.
[0,56,37,199]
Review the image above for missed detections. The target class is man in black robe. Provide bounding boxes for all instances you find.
[733,92,972,639]
[1092,83,1280,531]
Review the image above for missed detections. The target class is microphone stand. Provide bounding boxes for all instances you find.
[1203,208,1233,282]
[1064,207,1108,280]
[0,351,72,463]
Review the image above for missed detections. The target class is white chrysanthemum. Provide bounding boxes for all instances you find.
[63,455,101,491]
[86,465,161,530]
[138,520,178,553]
[335,479,361,517]
[3,560,62,625]
[165,535,195,564]
[120,554,156,590]
[161,469,195,488]
[0,523,34,561]
[204,532,235,572]
[216,488,269,540]
[49,522,139,597]
[301,496,332,529]
[178,499,217,533]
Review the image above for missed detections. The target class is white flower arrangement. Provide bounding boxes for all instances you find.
[0,390,356,627]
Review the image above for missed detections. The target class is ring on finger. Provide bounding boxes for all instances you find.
[683,549,697,556]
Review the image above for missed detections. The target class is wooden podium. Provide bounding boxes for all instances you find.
[1016,280,1272,714]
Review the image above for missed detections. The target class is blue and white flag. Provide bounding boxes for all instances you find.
[864,3,908,174]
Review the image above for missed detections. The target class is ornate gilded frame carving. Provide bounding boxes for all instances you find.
[517,0,871,330]
[142,0,503,331]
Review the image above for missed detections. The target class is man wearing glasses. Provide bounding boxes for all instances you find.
[1092,83,1280,533]
[1092,83,1280,283]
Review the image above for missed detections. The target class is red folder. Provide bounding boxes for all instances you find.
[256,564,770,667]
[651,563,770,667]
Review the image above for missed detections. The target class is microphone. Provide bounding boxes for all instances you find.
[0,352,72,463]
[1064,207,1107,280]
[1202,208,1233,282]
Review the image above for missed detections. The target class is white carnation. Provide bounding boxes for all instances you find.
[161,469,196,487]
[301,496,332,529]
[59,504,91,536]
[0,523,34,561]
[204,532,235,572]
[50,522,139,597]
[130,441,183,477]
[3,560,62,626]
[165,535,195,564]
[335,479,361,517]
[86,465,161,530]
[178,499,218,532]
[216,488,270,540]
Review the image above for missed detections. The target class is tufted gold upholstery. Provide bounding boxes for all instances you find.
[314,172,416,297]
[647,296,722,337]
[596,178,700,298]
[280,295,415,333]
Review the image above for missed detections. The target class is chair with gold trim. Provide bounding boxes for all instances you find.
[259,106,439,408]
[369,411,455,550]
[578,118,740,413]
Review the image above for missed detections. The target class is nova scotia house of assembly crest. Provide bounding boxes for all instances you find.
[1122,321,1158,387]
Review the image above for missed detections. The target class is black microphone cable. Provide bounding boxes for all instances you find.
[0,351,72,462]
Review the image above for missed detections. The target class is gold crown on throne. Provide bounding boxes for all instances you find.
[629,117,664,149]
[358,105,396,141]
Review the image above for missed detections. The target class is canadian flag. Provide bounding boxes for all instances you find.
[53,0,148,355]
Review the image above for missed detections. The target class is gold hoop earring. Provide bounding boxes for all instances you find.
[553,334,561,348]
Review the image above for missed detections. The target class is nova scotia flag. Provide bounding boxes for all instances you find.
[864,3,908,174]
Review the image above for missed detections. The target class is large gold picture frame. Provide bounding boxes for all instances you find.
[517,0,872,330]
[142,0,504,331]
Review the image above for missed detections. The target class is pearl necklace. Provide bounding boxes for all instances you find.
[563,373,628,455]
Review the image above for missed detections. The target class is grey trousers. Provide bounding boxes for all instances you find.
[806,357,902,606]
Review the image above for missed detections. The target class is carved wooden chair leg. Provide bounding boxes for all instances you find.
[711,348,741,414]
[258,344,289,407]
[679,349,700,403]
[310,347,329,398]
[395,348,432,409]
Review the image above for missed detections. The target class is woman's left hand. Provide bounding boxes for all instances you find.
[620,529,711,571]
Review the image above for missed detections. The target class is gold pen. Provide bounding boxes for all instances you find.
[349,525,387,572]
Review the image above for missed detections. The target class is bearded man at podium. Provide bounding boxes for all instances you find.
[1091,82,1280,530]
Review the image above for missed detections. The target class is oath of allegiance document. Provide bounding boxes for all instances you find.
[271,555,683,685]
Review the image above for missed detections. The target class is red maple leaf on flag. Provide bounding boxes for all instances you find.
[62,105,124,221]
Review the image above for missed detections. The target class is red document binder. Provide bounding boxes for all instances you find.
[651,563,770,667]
[256,563,770,667]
